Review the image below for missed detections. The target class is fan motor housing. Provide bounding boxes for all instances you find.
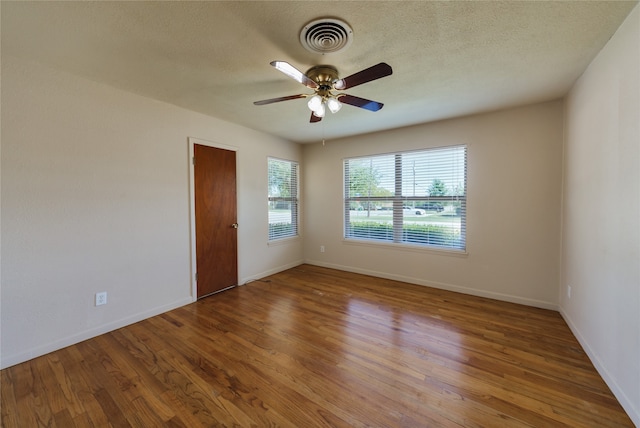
[306,65,339,87]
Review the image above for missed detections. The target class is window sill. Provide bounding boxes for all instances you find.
[342,238,468,257]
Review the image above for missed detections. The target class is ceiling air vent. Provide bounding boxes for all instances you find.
[300,18,353,54]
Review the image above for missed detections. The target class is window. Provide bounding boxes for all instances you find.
[344,146,466,251]
[268,158,299,241]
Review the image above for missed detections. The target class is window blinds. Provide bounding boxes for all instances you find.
[344,146,466,250]
[268,158,299,240]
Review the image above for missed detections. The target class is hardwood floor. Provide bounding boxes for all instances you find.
[1,264,633,427]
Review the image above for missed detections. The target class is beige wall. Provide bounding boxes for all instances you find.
[302,101,564,308]
[561,5,639,424]
[2,8,637,423]
[0,55,303,368]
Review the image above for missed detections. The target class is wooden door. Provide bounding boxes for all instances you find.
[194,144,238,298]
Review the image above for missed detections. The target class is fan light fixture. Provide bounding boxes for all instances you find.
[327,97,342,113]
[307,94,322,111]
[307,94,341,117]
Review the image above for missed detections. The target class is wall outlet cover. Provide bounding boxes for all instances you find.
[95,292,107,306]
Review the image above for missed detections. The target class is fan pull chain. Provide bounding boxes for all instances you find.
[322,119,326,146]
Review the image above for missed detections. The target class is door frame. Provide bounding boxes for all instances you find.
[188,137,239,301]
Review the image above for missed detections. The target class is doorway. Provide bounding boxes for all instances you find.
[189,139,238,298]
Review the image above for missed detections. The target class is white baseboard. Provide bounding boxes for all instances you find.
[239,259,305,286]
[2,260,306,370]
[304,259,558,310]
[559,308,640,427]
[0,297,193,370]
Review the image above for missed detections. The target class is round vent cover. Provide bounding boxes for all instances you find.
[300,18,353,54]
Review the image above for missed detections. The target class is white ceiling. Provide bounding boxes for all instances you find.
[2,1,637,144]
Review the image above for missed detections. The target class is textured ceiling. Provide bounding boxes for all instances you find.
[2,1,637,143]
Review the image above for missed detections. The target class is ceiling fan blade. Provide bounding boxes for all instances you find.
[253,94,307,105]
[338,94,384,112]
[334,62,392,90]
[310,111,323,123]
[270,61,319,89]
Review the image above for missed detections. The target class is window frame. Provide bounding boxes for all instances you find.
[267,157,299,242]
[343,145,467,252]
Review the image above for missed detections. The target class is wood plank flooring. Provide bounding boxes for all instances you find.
[1,264,633,427]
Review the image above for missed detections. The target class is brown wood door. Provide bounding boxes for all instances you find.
[194,144,238,298]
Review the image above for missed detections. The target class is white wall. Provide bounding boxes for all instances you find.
[561,5,639,425]
[302,101,563,308]
[0,55,302,369]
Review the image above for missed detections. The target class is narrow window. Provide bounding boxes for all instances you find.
[344,146,466,251]
[268,158,299,241]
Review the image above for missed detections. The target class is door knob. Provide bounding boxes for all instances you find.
[231,223,239,229]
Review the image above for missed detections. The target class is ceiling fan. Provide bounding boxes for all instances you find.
[254,61,393,123]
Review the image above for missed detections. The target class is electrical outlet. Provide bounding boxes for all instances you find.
[567,285,572,299]
[320,245,325,253]
[95,292,107,306]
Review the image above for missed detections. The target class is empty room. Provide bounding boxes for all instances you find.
[1,1,638,426]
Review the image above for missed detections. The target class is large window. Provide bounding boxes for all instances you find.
[268,158,299,241]
[344,146,466,251]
